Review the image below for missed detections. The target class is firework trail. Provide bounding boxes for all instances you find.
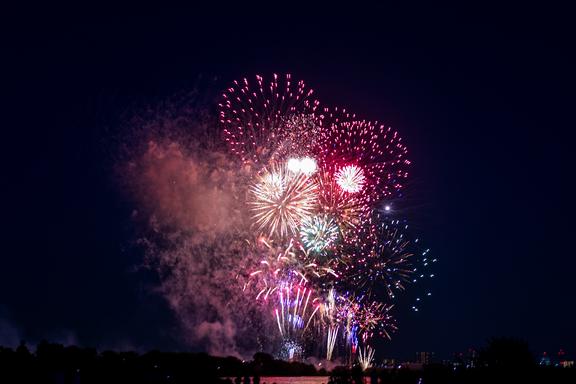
[273,280,322,353]
[243,237,298,301]
[321,289,340,361]
[358,345,376,370]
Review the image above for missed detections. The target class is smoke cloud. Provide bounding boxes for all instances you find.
[119,98,273,357]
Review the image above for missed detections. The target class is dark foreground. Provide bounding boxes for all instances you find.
[1,341,574,384]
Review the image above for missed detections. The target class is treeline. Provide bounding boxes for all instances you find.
[0,338,574,384]
[0,341,319,383]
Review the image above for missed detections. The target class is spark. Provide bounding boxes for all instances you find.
[358,345,376,370]
[315,170,366,238]
[336,165,366,193]
[300,215,340,254]
[318,119,409,202]
[250,164,318,238]
[219,74,320,164]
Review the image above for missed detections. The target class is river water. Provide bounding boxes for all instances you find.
[259,378,330,384]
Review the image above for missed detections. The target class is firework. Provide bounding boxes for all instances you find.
[409,242,437,312]
[287,156,317,175]
[287,158,301,173]
[279,339,304,360]
[333,293,361,355]
[250,163,318,238]
[357,301,396,342]
[321,289,340,361]
[300,215,340,254]
[358,345,375,370]
[244,237,299,300]
[275,115,323,161]
[336,164,366,193]
[317,120,410,203]
[219,74,320,164]
[337,218,415,299]
[274,281,321,343]
[244,236,340,300]
[326,326,339,361]
[315,170,366,238]
[318,106,356,127]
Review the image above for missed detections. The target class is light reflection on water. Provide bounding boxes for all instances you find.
[259,378,329,384]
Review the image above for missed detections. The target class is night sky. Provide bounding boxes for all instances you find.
[3,4,575,360]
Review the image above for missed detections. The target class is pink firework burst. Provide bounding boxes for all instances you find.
[318,120,410,203]
[219,74,320,164]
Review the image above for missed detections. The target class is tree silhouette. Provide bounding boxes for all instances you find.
[479,337,535,369]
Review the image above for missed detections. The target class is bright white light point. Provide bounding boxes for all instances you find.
[384,205,391,211]
[286,157,317,175]
[287,158,301,173]
[299,157,317,175]
[336,165,366,193]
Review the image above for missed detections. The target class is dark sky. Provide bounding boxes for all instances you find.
[2,4,575,359]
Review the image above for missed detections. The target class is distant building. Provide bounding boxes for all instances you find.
[402,362,424,370]
[539,352,552,366]
[464,348,478,368]
[416,351,434,365]
[381,358,397,368]
[540,349,573,368]
[451,349,478,369]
